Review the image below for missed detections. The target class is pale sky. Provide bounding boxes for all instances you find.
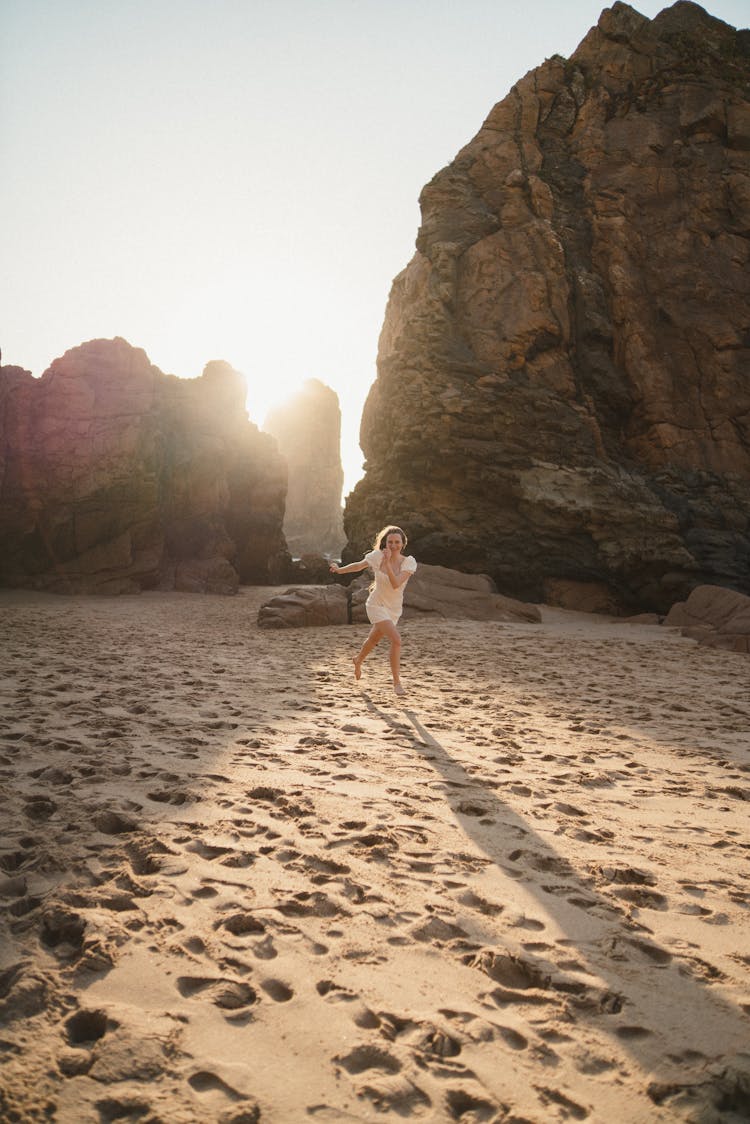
[2,0,746,493]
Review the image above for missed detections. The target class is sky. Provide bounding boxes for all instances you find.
[2,0,746,495]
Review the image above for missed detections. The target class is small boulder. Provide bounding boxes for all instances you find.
[258,584,348,629]
[664,585,750,654]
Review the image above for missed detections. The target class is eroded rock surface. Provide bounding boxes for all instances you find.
[0,339,288,593]
[344,1,750,612]
[264,379,345,556]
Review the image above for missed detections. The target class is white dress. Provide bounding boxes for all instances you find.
[364,550,418,625]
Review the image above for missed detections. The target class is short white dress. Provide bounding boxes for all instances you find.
[364,549,417,625]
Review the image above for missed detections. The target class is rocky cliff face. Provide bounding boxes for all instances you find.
[344,1,750,611]
[0,338,288,593]
[264,379,345,556]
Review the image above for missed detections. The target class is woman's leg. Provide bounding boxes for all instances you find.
[353,623,386,679]
[379,621,403,694]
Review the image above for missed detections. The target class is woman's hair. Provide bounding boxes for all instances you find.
[373,524,407,550]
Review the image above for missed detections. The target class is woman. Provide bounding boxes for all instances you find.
[330,525,417,696]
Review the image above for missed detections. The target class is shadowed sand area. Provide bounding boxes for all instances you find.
[1,589,749,1122]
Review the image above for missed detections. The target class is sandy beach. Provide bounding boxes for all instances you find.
[1,588,749,1123]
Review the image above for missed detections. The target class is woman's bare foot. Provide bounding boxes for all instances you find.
[393,680,405,696]
[353,657,362,681]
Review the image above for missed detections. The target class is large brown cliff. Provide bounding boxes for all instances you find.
[344,1,750,612]
[0,338,288,593]
[264,379,345,556]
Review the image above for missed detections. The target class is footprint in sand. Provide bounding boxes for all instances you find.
[534,1085,590,1120]
[191,884,220,900]
[277,891,348,920]
[23,796,58,822]
[176,975,257,1011]
[217,913,266,937]
[445,1088,502,1122]
[466,949,551,992]
[39,904,87,959]
[317,979,358,1003]
[336,1044,401,1075]
[612,885,668,910]
[250,935,278,961]
[410,915,468,943]
[493,1025,527,1050]
[259,978,294,1002]
[187,1070,260,1120]
[359,1075,432,1116]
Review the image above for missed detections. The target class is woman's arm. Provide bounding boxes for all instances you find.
[329,559,369,575]
[383,555,412,590]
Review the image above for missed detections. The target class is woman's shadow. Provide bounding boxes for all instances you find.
[360,690,750,1111]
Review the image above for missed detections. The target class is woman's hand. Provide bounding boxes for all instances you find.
[329,562,340,574]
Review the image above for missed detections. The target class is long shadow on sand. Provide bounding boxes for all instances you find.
[362,690,750,1114]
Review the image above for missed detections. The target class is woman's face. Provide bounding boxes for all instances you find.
[385,533,404,553]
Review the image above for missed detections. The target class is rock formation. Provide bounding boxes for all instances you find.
[344,1,750,612]
[665,584,750,651]
[264,379,345,556]
[258,562,540,628]
[258,584,349,629]
[0,338,288,593]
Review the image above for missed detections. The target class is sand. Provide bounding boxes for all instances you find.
[1,588,749,1123]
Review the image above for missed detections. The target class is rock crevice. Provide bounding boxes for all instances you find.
[263,379,345,557]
